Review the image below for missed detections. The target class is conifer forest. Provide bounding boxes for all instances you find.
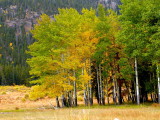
[0,0,160,108]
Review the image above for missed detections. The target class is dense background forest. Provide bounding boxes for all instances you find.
[0,0,160,106]
[0,0,120,85]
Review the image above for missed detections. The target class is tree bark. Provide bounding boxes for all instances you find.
[135,57,140,105]
[99,64,105,105]
[84,89,88,106]
[96,66,101,104]
[118,80,122,104]
[56,96,60,108]
[82,67,88,106]
[68,91,72,107]
[89,80,93,105]
[99,64,102,104]
[106,78,110,104]
[115,77,119,104]
[113,73,117,105]
[61,95,66,107]
[89,59,93,105]
[73,70,77,106]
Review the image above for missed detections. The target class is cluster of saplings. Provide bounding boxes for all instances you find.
[27,0,160,107]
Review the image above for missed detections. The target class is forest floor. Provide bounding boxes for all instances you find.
[0,86,160,120]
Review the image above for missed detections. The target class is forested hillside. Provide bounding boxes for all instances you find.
[0,0,121,85]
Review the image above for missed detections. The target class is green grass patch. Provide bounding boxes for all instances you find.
[65,103,155,110]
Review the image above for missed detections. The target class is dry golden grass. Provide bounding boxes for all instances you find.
[0,86,56,110]
[0,86,160,120]
[0,107,160,120]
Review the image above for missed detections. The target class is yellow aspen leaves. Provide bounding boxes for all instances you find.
[9,43,12,46]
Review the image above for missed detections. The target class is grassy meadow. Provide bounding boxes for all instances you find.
[0,86,160,120]
[0,106,160,120]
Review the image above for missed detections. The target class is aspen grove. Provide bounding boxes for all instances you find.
[27,1,160,107]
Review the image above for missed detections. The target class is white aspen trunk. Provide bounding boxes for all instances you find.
[84,89,87,106]
[99,64,103,104]
[113,74,117,105]
[116,78,120,105]
[157,64,160,104]
[67,71,72,107]
[82,67,87,105]
[135,57,140,105]
[96,66,101,104]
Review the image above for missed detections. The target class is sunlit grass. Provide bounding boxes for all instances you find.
[0,105,160,120]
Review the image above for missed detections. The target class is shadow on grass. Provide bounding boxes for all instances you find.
[63,102,156,110]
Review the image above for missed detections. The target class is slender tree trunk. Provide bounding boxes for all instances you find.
[67,92,70,107]
[82,67,87,106]
[89,59,93,105]
[116,80,120,105]
[61,95,65,107]
[135,57,140,105]
[118,80,122,104]
[56,96,60,108]
[116,52,122,104]
[96,66,101,104]
[73,70,77,106]
[73,80,77,106]
[84,89,88,106]
[68,91,73,107]
[157,64,160,104]
[153,72,157,103]
[89,80,93,105]
[99,64,105,105]
[102,81,105,105]
[113,73,117,105]
[99,64,103,105]
[66,91,72,107]
[131,79,136,103]
[106,78,110,104]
